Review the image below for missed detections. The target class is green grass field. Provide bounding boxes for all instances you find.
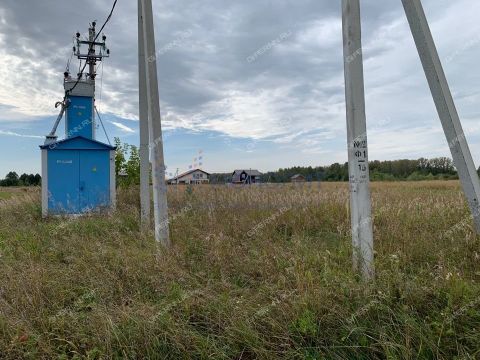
[0,182,479,359]
[0,187,35,202]
[0,192,12,200]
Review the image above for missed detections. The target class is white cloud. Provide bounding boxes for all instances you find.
[0,130,43,139]
[109,121,136,133]
[1,0,480,169]
[294,18,342,51]
[0,51,64,119]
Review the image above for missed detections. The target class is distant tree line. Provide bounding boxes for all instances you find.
[0,156,475,187]
[0,172,41,187]
[210,157,465,184]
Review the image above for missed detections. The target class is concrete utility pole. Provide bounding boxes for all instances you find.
[138,0,151,227]
[342,0,374,280]
[88,25,96,80]
[140,0,171,246]
[402,0,480,234]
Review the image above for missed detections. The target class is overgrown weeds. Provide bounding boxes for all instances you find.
[0,182,479,359]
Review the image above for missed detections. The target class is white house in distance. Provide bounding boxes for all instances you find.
[167,169,210,185]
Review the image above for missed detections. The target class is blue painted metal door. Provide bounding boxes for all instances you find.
[48,150,80,213]
[79,151,110,212]
[66,96,94,139]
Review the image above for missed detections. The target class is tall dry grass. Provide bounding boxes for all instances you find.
[0,181,479,359]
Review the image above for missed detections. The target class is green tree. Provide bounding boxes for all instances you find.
[114,137,127,177]
[34,174,42,186]
[114,138,143,187]
[19,173,29,186]
[3,172,19,186]
[125,144,141,186]
[28,174,36,185]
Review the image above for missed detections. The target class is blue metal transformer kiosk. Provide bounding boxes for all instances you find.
[40,22,115,216]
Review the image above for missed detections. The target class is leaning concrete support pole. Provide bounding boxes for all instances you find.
[138,0,151,228]
[141,0,171,246]
[402,0,480,234]
[342,0,374,280]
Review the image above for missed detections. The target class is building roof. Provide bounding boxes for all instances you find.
[40,136,116,150]
[168,168,210,181]
[291,174,305,179]
[232,169,262,182]
[232,169,262,176]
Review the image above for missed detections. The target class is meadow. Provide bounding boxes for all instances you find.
[0,181,479,359]
[0,193,11,201]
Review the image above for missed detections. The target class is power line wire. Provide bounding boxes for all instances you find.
[95,106,111,145]
[66,0,118,96]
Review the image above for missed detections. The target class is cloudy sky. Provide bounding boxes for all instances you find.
[0,0,480,176]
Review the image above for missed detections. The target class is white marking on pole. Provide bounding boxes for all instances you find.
[138,0,151,227]
[402,0,480,233]
[342,0,374,280]
[140,0,170,246]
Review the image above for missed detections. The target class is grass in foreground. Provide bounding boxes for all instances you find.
[0,182,479,359]
[0,192,11,200]
[0,187,36,202]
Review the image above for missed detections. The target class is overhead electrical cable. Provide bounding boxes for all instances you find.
[65,0,118,96]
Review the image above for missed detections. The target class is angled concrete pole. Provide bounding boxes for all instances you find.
[402,0,480,234]
[138,0,151,227]
[141,0,171,246]
[342,0,374,279]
